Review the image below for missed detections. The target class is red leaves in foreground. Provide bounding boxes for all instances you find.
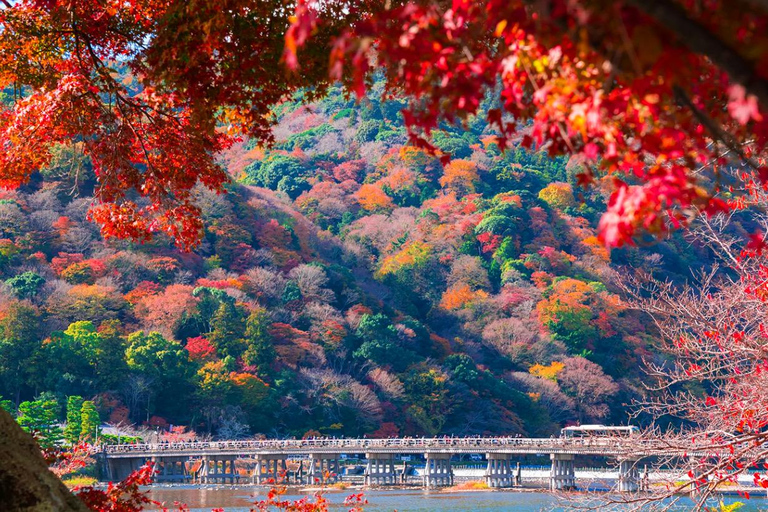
[286,1,768,248]
[75,463,161,512]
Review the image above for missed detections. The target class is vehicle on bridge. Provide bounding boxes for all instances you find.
[560,425,639,439]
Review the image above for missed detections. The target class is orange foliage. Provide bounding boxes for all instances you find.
[429,333,452,357]
[439,284,489,310]
[439,159,479,193]
[531,271,553,289]
[356,183,394,211]
[380,167,416,192]
[582,235,611,262]
[124,281,160,305]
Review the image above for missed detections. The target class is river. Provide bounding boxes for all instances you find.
[147,486,768,511]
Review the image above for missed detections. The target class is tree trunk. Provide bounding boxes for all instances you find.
[0,408,88,511]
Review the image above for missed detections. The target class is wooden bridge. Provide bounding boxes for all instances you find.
[96,436,689,492]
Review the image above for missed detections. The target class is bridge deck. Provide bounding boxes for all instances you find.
[98,437,683,459]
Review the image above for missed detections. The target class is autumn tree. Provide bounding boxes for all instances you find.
[439,159,479,194]
[615,214,768,506]
[557,356,618,422]
[538,182,576,210]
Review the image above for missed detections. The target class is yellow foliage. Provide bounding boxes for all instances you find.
[538,182,576,209]
[529,361,565,381]
[377,241,431,277]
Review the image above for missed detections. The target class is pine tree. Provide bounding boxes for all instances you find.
[208,301,246,359]
[63,395,84,444]
[17,398,62,449]
[242,307,276,378]
[79,401,100,442]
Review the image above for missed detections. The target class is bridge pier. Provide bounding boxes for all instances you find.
[484,453,513,488]
[105,457,145,482]
[154,457,191,483]
[253,455,287,485]
[550,453,575,491]
[618,459,640,492]
[199,455,238,484]
[424,453,453,489]
[364,452,397,486]
[308,454,340,484]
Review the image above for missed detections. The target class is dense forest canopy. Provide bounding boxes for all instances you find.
[0,81,723,440]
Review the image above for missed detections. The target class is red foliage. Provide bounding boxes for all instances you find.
[371,422,399,438]
[185,336,218,362]
[51,252,84,275]
[288,0,768,247]
[124,281,161,305]
[75,463,162,512]
[259,219,293,249]
[332,159,367,182]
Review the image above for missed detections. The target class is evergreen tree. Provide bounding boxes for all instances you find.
[242,308,275,378]
[63,395,84,444]
[79,400,100,441]
[17,397,62,449]
[208,301,246,359]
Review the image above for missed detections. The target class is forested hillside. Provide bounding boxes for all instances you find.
[0,86,708,440]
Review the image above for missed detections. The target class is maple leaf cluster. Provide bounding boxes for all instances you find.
[0,0,355,249]
[288,0,768,247]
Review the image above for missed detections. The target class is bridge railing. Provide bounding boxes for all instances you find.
[98,436,656,455]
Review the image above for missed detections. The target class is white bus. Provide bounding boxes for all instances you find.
[560,424,640,439]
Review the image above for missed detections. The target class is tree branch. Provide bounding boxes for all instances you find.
[628,0,768,108]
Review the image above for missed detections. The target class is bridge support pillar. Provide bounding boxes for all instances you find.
[308,454,340,484]
[550,453,575,491]
[364,453,396,486]
[424,453,453,489]
[484,453,513,488]
[152,456,189,483]
[253,455,287,485]
[618,459,640,492]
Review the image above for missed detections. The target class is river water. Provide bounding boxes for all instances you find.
[147,486,768,511]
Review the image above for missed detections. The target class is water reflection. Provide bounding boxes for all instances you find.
[147,485,765,512]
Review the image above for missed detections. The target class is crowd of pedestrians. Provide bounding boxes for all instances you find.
[100,434,627,454]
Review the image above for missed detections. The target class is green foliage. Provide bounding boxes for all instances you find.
[0,301,42,402]
[208,301,247,359]
[281,281,302,303]
[5,271,45,299]
[17,398,63,449]
[64,395,84,444]
[444,354,479,383]
[242,308,275,378]
[79,400,100,441]
[244,154,306,190]
[125,332,191,383]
